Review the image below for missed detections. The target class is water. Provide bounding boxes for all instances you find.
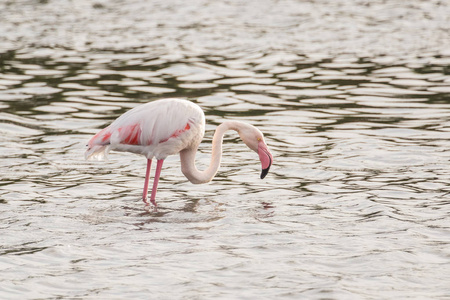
[1,0,450,299]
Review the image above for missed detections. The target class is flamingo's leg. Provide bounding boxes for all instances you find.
[142,159,152,204]
[150,159,164,206]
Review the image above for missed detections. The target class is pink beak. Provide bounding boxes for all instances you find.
[258,140,273,179]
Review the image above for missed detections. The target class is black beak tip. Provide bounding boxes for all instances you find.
[260,166,270,179]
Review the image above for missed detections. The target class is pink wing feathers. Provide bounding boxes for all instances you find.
[85,99,205,160]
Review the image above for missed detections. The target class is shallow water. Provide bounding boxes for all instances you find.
[1,1,450,299]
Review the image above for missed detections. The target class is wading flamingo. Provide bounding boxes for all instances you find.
[85,98,273,206]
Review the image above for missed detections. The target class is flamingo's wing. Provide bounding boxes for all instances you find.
[86,99,204,160]
[111,99,198,145]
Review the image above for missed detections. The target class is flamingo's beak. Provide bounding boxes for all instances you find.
[258,140,273,179]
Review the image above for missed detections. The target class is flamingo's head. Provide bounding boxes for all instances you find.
[237,124,273,179]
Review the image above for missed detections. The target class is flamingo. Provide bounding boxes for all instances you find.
[85,98,273,206]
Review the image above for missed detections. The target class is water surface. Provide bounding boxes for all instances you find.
[1,1,450,299]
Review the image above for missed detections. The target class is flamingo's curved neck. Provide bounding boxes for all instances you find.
[180,121,242,184]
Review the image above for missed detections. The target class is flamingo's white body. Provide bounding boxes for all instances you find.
[85,98,273,206]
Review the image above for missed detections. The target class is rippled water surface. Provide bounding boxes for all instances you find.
[1,0,450,299]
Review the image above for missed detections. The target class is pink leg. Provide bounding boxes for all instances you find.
[149,159,164,206]
[142,159,152,204]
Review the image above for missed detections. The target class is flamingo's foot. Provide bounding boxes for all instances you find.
[143,196,157,210]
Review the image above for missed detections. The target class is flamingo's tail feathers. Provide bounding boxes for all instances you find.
[85,127,112,161]
[85,144,110,161]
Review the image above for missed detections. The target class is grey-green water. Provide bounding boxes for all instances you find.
[1,1,450,299]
